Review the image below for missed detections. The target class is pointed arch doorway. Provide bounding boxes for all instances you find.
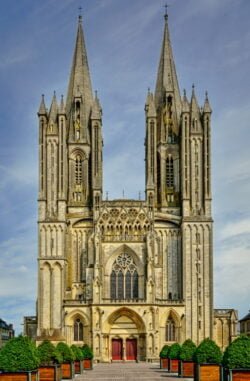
[108,308,146,362]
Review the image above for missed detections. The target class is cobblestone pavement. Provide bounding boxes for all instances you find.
[75,362,193,381]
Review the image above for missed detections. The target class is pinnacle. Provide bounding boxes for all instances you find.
[38,94,47,115]
[203,91,212,113]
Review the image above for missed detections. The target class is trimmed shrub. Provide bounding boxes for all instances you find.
[37,340,62,365]
[71,345,84,361]
[223,335,250,369]
[82,345,93,360]
[179,339,196,361]
[0,335,40,372]
[56,342,75,363]
[168,343,181,359]
[194,338,222,364]
[160,345,169,358]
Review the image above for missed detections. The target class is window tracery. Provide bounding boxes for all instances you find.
[166,317,176,341]
[74,318,83,341]
[110,253,139,300]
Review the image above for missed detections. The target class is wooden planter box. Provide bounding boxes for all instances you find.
[74,360,81,374]
[168,358,180,373]
[0,371,38,381]
[224,368,250,381]
[39,365,61,381]
[160,358,168,369]
[194,363,222,381]
[82,359,92,370]
[61,363,74,379]
[178,360,195,377]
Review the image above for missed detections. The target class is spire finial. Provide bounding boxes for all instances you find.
[183,89,186,97]
[78,7,82,23]
[95,90,98,99]
[164,3,169,20]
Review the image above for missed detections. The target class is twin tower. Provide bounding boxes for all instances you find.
[37,12,213,362]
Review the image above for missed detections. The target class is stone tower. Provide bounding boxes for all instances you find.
[37,11,213,360]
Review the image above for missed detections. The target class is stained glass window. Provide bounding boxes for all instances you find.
[110,253,138,300]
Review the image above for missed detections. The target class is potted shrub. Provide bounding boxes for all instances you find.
[81,345,93,370]
[37,340,62,381]
[0,335,40,381]
[167,343,181,373]
[159,345,169,369]
[56,342,75,379]
[194,338,223,381]
[71,345,84,374]
[223,335,250,381]
[178,339,196,377]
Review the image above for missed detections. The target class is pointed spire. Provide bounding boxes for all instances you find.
[66,16,93,118]
[190,84,200,113]
[49,91,58,122]
[182,89,189,113]
[203,91,212,113]
[91,90,102,120]
[38,94,47,115]
[155,11,182,120]
[59,94,65,114]
[147,92,156,117]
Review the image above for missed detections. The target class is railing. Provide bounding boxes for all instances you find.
[63,298,184,306]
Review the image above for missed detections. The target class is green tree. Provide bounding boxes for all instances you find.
[82,345,93,360]
[194,338,222,364]
[0,336,40,372]
[179,339,196,361]
[223,335,250,369]
[71,345,84,361]
[37,340,62,365]
[56,342,75,363]
[168,343,181,359]
[159,345,169,358]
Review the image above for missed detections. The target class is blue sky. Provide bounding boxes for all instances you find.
[0,0,250,334]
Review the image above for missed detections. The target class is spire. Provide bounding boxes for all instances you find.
[155,11,182,121]
[182,89,189,113]
[49,91,58,122]
[147,92,156,117]
[66,15,93,118]
[190,84,200,114]
[38,94,47,116]
[59,95,65,114]
[91,91,102,120]
[203,91,212,113]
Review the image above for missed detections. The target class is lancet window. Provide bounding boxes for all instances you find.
[110,253,139,300]
[74,318,83,341]
[166,317,176,341]
[166,156,174,187]
[75,155,82,185]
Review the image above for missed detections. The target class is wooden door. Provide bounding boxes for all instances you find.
[126,338,137,360]
[112,339,123,360]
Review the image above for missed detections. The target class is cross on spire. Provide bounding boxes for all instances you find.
[78,6,82,22]
[164,3,169,20]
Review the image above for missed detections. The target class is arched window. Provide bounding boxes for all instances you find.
[166,156,174,187]
[75,155,82,185]
[110,253,139,300]
[74,318,83,341]
[166,317,176,341]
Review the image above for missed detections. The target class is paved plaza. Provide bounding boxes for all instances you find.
[75,362,192,381]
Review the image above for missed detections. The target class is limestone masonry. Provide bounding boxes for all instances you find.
[36,12,237,361]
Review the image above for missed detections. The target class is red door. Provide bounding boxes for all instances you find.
[126,339,137,360]
[112,339,123,360]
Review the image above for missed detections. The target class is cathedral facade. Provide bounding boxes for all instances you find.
[37,12,214,362]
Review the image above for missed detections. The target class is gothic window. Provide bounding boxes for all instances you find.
[166,156,174,187]
[166,318,176,341]
[75,155,82,185]
[110,253,139,300]
[74,318,83,341]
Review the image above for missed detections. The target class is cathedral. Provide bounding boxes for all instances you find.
[36,10,236,361]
